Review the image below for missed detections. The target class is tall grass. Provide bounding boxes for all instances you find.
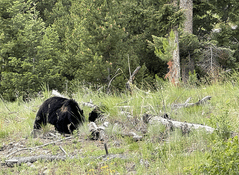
[1,73,239,174]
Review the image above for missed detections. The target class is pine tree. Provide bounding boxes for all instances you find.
[149,3,184,85]
[55,0,130,89]
[0,0,62,100]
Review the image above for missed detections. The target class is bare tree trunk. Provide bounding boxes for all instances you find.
[170,0,181,85]
[171,28,180,85]
[167,0,194,85]
[180,0,194,82]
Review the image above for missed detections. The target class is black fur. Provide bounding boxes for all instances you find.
[33,97,85,134]
[89,107,103,122]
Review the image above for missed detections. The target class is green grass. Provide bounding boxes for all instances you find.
[1,78,239,174]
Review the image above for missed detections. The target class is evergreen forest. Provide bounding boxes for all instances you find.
[1,0,239,100]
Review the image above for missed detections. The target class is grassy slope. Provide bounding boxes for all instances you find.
[0,80,238,174]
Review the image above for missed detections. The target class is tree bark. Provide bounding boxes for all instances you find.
[180,0,194,82]
[149,115,215,133]
[171,27,180,85]
[170,0,181,85]
[180,0,193,34]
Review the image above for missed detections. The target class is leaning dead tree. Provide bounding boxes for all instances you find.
[126,66,141,93]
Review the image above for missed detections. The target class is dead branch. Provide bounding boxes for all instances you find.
[149,114,215,133]
[172,96,211,109]
[130,66,141,82]
[195,96,212,105]
[59,146,69,157]
[4,152,126,167]
[4,153,127,167]
[5,155,66,167]
[6,136,73,158]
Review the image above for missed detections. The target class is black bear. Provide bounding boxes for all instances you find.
[33,96,85,134]
[89,107,101,122]
[89,105,107,122]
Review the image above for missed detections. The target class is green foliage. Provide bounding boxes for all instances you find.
[56,0,130,87]
[209,106,231,140]
[210,0,239,23]
[153,30,177,62]
[1,0,239,100]
[129,142,140,151]
[0,0,63,100]
[155,74,166,89]
[193,0,218,37]
[188,70,198,86]
[193,136,239,174]
[210,24,238,70]
[179,33,200,59]
[188,102,239,174]
[0,130,8,139]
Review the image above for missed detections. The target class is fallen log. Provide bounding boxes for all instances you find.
[5,155,66,166]
[4,152,128,167]
[149,114,215,133]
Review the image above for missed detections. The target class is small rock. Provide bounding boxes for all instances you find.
[43,169,50,175]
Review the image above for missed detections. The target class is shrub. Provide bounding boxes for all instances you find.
[194,136,239,174]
